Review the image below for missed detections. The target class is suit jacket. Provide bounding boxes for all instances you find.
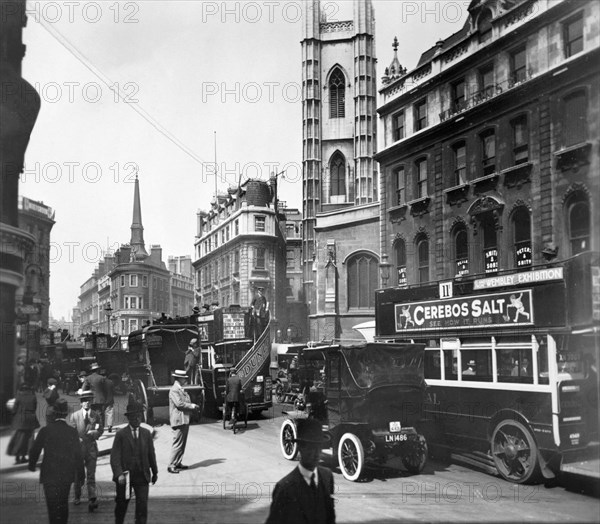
[29,420,84,485]
[266,466,335,524]
[83,372,106,404]
[110,425,157,484]
[68,407,104,444]
[226,375,243,402]
[169,381,195,427]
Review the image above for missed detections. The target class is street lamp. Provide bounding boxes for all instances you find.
[104,304,113,334]
[379,254,392,288]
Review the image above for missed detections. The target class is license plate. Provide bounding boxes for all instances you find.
[389,421,401,432]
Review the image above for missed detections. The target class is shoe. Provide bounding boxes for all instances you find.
[108,426,112,433]
[167,467,180,474]
[74,498,80,506]
[175,464,189,470]
[88,499,98,512]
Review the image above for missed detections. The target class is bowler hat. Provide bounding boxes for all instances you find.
[125,400,144,416]
[47,378,57,386]
[77,389,94,399]
[53,399,69,418]
[467,360,476,367]
[172,369,188,379]
[189,338,198,345]
[293,418,330,445]
[89,362,100,371]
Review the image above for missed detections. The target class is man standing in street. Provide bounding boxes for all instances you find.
[29,398,84,524]
[43,378,59,423]
[167,370,200,474]
[251,287,269,339]
[184,338,200,384]
[110,400,158,524]
[266,418,335,524]
[101,368,116,432]
[83,362,106,425]
[68,389,103,511]
[225,367,242,430]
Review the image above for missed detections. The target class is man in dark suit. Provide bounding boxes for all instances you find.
[110,400,158,524]
[266,418,335,524]
[83,362,106,424]
[29,399,84,524]
[225,367,243,429]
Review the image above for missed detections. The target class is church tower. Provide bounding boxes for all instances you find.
[301,0,379,339]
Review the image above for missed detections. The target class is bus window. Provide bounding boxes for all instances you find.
[556,334,590,377]
[424,349,441,379]
[536,336,549,384]
[443,349,458,380]
[497,339,533,384]
[328,354,340,386]
[201,348,211,369]
[461,350,492,381]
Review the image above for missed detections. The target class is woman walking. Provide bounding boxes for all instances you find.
[7,383,40,464]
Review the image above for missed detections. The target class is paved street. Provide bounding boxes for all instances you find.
[1,393,598,523]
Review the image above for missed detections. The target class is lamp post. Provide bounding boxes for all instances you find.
[104,304,113,334]
[379,254,392,288]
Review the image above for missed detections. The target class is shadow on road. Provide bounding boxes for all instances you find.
[192,458,227,469]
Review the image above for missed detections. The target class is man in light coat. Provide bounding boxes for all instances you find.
[167,370,200,474]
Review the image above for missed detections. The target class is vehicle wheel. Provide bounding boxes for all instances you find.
[491,419,541,484]
[275,383,285,403]
[338,433,364,482]
[132,379,149,424]
[280,419,298,460]
[402,434,428,474]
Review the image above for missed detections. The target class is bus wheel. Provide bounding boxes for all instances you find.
[338,433,364,482]
[280,419,298,460]
[402,434,428,475]
[491,419,540,484]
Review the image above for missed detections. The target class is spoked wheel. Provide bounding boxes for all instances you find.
[491,419,541,484]
[275,383,285,403]
[338,433,364,482]
[402,434,428,474]
[132,379,149,424]
[280,419,298,460]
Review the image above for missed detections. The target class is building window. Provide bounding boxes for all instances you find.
[234,250,240,273]
[454,226,469,275]
[215,260,219,279]
[478,8,493,43]
[414,99,427,131]
[482,214,498,274]
[513,207,532,268]
[226,225,230,242]
[394,239,407,286]
[142,275,148,287]
[129,319,138,333]
[221,229,225,244]
[330,152,346,197]
[347,253,378,309]
[451,79,466,112]
[395,166,406,205]
[130,274,138,287]
[563,91,587,147]
[120,275,125,287]
[287,249,295,268]
[567,193,590,255]
[255,247,265,269]
[453,142,467,185]
[329,68,346,118]
[481,130,496,175]
[415,158,428,198]
[479,64,494,97]
[255,216,266,232]
[235,219,239,235]
[121,320,126,333]
[510,46,527,85]
[510,115,529,165]
[564,12,584,58]
[416,236,429,283]
[393,111,405,141]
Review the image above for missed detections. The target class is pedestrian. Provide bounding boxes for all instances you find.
[251,287,269,339]
[225,367,242,429]
[167,370,200,474]
[28,398,84,524]
[102,369,116,433]
[24,358,39,390]
[265,418,335,524]
[43,378,60,423]
[83,362,106,425]
[110,400,158,524]
[15,357,26,392]
[68,389,103,511]
[183,338,200,384]
[7,383,40,465]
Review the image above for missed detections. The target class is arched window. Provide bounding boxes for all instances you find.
[416,235,429,283]
[330,152,346,198]
[394,239,407,286]
[513,207,532,268]
[347,253,378,309]
[453,225,469,275]
[329,68,346,118]
[567,193,590,255]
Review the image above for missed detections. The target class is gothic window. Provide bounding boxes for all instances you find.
[513,207,532,268]
[566,193,590,255]
[329,68,346,118]
[416,235,429,283]
[330,152,346,197]
[563,91,587,147]
[394,239,407,286]
[453,225,469,275]
[347,253,378,309]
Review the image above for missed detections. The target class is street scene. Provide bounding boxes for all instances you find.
[1,0,600,523]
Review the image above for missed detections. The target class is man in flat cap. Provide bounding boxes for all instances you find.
[266,418,335,524]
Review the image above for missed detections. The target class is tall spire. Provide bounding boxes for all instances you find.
[130,175,148,259]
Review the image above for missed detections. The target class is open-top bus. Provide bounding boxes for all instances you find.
[375,251,599,483]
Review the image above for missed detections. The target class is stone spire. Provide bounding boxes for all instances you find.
[130,175,148,259]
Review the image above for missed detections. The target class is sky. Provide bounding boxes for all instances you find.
[19,0,469,321]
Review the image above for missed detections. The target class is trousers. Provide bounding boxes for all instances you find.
[43,482,72,524]
[114,480,149,524]
[168,424,189,467]
[74,441,97,500]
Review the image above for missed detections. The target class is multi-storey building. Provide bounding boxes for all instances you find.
[376,0,598,285]
[169,256,194,318]
[193,178,287,331]
[301,0,380,341]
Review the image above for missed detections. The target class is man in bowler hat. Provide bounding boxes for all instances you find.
[110,400,158,524]
[266,418,335,524]
[29,398,84,524]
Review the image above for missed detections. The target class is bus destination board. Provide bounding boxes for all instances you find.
[223,313,245,339]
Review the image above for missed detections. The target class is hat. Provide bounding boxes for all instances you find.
[189,338,198,345]
[77,389,94,399]
[293,419,330,445]
[192,306,200,313]
[78,370,87,377]
[229,367,237,374]
[47,378,57,386]
[89,362,100,371]
[53,399,69,418]
[467,360,476,367]
[256,286,264,291]
[125,400,144,416]
[172,369,188,379]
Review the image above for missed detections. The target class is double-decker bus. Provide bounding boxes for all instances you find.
[197,306,272,418]
[375,251,599,483]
